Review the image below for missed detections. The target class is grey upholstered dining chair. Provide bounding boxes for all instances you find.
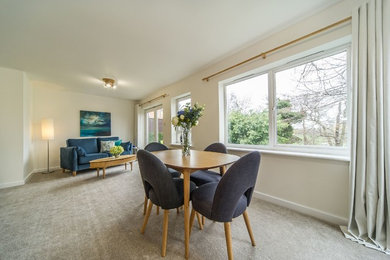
[190,142,227,186]
[189,151,261,260]
[144,142,181,215]
[137,150,196,257]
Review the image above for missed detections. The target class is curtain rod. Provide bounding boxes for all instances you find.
[139,94,168,107]
[202,16,352,82]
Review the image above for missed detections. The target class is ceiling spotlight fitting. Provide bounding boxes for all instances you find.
[102,78,116,89]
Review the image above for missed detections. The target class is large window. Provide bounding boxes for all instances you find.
[171,94,191,144]
[224,46,350,155]
[145,106,163,144]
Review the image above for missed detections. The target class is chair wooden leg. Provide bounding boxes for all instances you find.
[161,210,169,257]
[143,196,148,215]
[141,200,153,234]
[243,211,256,246]
[72,171,76,176]
[156,206,160,215]
[202,216,205,225]
[189,208,195,236]
[196,212,203,230]
[224,222,233,260]
[176,208,180,214]
[62,168,65,173]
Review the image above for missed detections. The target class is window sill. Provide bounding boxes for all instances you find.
[227,147,350,162]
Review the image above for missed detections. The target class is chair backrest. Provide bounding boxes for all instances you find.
[204,142,227,154]
[137,150,180,209]
[211,151,261,222]
[144,142,169,152]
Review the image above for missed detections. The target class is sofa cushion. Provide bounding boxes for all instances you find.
[115,139,122,146]
[121,141,132,152]
[79,153,108,164]
[97,137,119,152]
[67,138,98,154]
[76,146,87,157]
[100,141,115,152]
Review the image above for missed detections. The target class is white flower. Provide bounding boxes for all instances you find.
[171,116,179,126]
[180,115,185,120]
[194,121,199,126]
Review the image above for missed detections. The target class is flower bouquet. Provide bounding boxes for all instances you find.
[171,102,205,156]
[110,145,124,158]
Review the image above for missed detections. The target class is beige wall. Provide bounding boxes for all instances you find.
[0,71,136,187]
[0,67,25,187]
[138,0,354,224]
[23,74,34,179]
[31,81,135,171]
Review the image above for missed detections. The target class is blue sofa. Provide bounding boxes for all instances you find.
[60,137,133,176]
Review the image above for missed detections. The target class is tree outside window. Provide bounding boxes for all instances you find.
[225,48,349,151]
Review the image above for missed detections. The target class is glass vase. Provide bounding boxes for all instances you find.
[181,127,191,156]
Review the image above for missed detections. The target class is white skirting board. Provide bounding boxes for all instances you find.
[0,180,25,189]
[0,166,60,189]
[253,191,348,226]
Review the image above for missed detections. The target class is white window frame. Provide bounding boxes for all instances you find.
[145,105,163,144]
[222,44,351,157]
[171,93,191,145]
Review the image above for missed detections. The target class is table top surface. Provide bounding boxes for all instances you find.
[152,149,239,171]
[90,154,136,163]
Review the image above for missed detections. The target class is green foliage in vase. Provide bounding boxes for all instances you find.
[110,145,124,156]
[171,102,205,130]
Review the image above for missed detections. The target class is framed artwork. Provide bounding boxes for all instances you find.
[80,110,111,137]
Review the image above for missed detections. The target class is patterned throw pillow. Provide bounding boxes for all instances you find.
[100,141,115,152]
[115,139,122,146]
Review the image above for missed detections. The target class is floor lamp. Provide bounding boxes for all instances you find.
[41,118,54,173]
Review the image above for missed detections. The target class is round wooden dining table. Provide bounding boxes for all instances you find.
[152,149,240,259]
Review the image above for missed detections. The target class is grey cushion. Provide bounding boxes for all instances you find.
[78,153,108,164]
[190,170,221,186]
[189,142,227,186]
[168,168,181,178]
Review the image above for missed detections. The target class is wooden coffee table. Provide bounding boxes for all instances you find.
[90,154,137,179]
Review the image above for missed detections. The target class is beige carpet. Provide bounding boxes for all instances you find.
[0,165,386,260]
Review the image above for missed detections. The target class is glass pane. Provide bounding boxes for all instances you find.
[226,74,269,145]
[177,97,191,110]
[146,111,155,143]
[275,51,348,147]
[157,108,164,144]
[175,97,191,143]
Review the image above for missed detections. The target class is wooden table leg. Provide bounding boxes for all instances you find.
[103,168,106,179]
[183,169,190,259]
[220,165,227,175]
[97,168,100,177]
[130,162,133,171]
[125,163,127,170]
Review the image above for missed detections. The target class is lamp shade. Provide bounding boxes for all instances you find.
[41,118,54,140]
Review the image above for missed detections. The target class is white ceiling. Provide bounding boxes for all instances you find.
[0,0,340,100]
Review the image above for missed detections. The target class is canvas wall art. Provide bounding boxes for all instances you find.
[80,110,111,137]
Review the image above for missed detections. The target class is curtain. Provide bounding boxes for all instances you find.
[342,0,390,254]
